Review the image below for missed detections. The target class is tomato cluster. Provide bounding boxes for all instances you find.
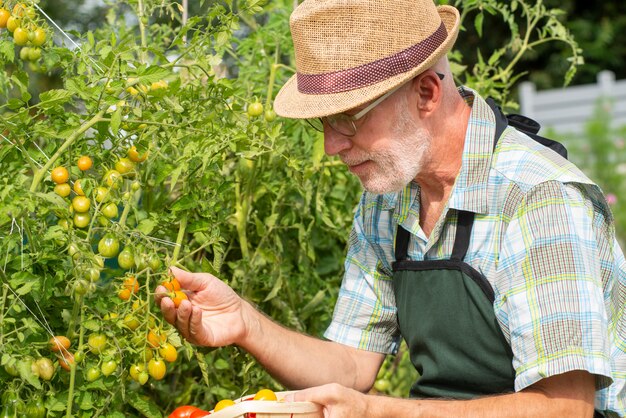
[0,2,48,62]
[168,389,278,418]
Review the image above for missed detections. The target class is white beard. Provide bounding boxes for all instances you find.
[344,105,432,194]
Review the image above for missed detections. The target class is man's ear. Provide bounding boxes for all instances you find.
[411,71,442,115]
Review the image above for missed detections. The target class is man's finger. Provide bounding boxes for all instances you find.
[169,266,207,292]
[188,306,206,346]
[153,285,169,305]
[175,299,193,338]
[159,296,177,325]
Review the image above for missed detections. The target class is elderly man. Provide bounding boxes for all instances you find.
[157,0,625,416]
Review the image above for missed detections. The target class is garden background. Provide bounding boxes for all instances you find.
[0,0,624,416]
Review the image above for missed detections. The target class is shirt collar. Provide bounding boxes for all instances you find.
[446,87,495,215]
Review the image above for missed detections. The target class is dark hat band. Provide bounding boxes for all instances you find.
[296,22,447,95]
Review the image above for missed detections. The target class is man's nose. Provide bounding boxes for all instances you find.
[324,129,352,156]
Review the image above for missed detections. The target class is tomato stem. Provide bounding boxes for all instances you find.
[29,110,105,193]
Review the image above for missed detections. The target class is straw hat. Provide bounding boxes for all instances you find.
[274,0,460,119]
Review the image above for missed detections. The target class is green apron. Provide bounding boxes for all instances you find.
[392,210,516,399]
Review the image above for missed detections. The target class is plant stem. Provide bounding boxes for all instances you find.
[66,296,84,418]
[265,61,278,109]
[171,214,187,265]
[29,110,106,193]
[118,189,135,228]
[234,172,250,260]
[0,285,7,346]
[137,0,148,63]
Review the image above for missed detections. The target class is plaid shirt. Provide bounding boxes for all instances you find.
[324,88,626,416]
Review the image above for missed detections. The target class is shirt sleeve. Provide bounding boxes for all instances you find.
[496,180,614,392]
[324,196,400,354]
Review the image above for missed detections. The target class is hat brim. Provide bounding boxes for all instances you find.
[274,5,460,119]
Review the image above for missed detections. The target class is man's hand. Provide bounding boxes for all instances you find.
[287,383,370,418]
[155,266,249,347]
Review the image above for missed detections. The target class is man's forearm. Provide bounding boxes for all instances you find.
[238,300,383,391]
[367,371,595,418]
[368,393,592,418]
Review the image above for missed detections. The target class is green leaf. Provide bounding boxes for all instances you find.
[214,358,230,370]
[127,393,163,418]
[137,66,171,85]
[263,275,283,302]
[136,218,156,235]
[0,39,14,63]
[111,106,122,135]
[474,12,484,38]
[83,319,101,331]
[38,89,74,110]
[18,360,42,389]
[195,350,211,387]
[171,195,196,211]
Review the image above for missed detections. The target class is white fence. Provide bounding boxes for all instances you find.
[518,71,626,135]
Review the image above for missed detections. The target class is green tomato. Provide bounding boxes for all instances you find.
[73,279,90,295]
[374,378,391,392]
[3,361,19,377]
[98,234,120,258]
[103,170,122,188]
[35,358,55,381]
[32,28,46,46]
[73,350,85,364]
[138,371,149,385]
[24,398,46,418]
[86,267,100,282]
[73,212,91,229]
[117,247,135,270]
[101,360,117,377]
[247,102,264,117]
[114,157,135,175]
[147,253,162,271]
[72,195,91,213]
[85,366,101,382]
[101,202,119,219]
[129,363,144,381]
[27,47,41,62]
[94,186,110,203]
[88,334,107,354]
[264,109,277,122]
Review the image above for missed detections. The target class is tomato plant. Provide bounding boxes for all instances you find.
[0,0,376,415]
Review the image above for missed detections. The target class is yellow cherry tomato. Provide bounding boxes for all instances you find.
[213,399,236,412]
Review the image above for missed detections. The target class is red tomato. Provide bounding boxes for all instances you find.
[189,409,211,418]
[168,405,200,418]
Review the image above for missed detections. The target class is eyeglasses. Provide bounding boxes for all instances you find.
[307,72,444,137]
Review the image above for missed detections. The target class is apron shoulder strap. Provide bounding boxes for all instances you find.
[395,224,411,262]
[394,210,475,263]
[450,210,475,262]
